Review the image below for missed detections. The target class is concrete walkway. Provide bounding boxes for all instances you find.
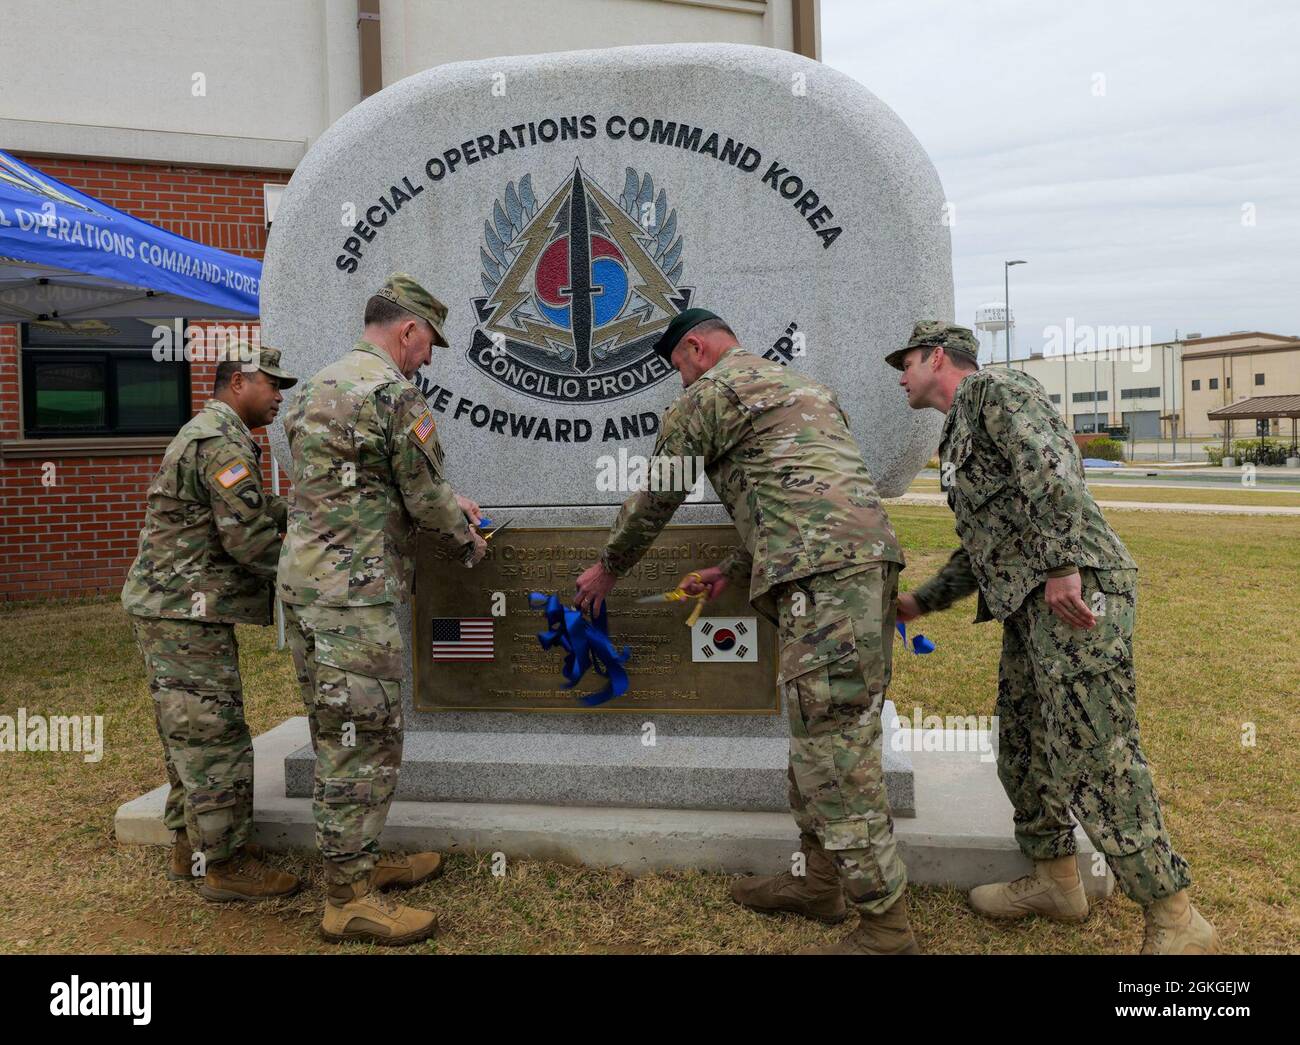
[891,491,1300,516]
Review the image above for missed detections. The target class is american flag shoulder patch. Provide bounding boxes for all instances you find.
[411,411,436,444]
[215,461,250,488]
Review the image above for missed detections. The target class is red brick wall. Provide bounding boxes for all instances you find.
[0,324,18,440]
[0,155,291,601]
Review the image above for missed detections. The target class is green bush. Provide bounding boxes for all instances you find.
[1085,437,1125,462]
[1235,438,1282,464]
[1206,438,1293,466]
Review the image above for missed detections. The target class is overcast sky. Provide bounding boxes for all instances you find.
[822,0,1299,361]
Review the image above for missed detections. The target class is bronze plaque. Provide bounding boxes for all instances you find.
[414,525,778,714]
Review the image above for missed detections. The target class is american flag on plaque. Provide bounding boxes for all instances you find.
[431,617,495,662]
[691,617,758,663]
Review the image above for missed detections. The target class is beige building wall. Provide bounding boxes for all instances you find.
[1015,332,1300,439]
[0,0,360,170]
[378,0,815,86]
[1013,344,1184,437]
[0,0,818,171]
[1181,333,1300,438]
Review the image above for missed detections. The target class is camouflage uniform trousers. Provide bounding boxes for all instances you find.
[997,567,1191,904]
[130,616,253,865]
[776,561,907,914]
[281,602,405,887]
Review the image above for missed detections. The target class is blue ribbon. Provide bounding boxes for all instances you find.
[896,621,936,655]
[528,593,632,706]
[477,515,493,528]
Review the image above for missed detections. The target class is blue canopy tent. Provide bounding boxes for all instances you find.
[0,149,261,321]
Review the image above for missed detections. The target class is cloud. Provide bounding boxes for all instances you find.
[822,0,1300,351]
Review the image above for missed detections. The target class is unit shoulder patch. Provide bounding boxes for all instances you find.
[208,455,264,523]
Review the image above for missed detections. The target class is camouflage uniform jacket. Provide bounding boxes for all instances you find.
[121,398,284,625]
[277,339,473,607]
[601,347,903,609]
[913,367,1137,622]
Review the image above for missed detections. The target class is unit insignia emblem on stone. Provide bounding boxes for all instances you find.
[469,161,694,404]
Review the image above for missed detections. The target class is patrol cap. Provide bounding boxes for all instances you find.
[885,321,980,371]
[230,341,297,388]
[651,307,724,363]
[375,272,450,348]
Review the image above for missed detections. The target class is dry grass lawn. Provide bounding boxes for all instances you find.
[0,505,1295,954]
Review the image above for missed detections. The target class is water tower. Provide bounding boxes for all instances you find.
[975,302,1012,364]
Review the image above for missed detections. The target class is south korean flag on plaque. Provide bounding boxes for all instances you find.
[691,617,758,663]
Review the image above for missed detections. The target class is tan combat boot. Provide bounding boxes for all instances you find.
[731,833,848,925]
[321,878,438,946]
[169,834,265,882]
[198,848,301,902]
[1141,890,1219,954]
[802,892,921,954]
[968,854,1089,922]
[168,833,195,882]
[372,851,445,891]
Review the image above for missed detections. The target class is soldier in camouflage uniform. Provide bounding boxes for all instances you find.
[122,343,301,902]
[891,321,1217,954]
[576,308,919,955]
[277,273,486,946]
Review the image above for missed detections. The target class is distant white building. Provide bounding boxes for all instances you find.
[1011,330,1300,440]
[1009,341,1185,439]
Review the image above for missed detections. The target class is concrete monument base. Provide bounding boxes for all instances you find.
[282,699,915,817]
[115,716,1114,897]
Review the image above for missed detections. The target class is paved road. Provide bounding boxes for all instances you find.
[915,468,1300,494]
[893,491,1300,516]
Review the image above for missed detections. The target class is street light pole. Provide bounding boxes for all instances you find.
[1063,340,1070,428]
[1004,260,1026,365]
[1172,330,1180,461]
[1093,351,1099,433]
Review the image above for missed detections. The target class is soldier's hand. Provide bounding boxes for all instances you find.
[1044,571,1096,629]
[895,593,923,622]
[681,566,727,601]
[465,530,488,566]
[455,493,482,527]
[575,561,618,615]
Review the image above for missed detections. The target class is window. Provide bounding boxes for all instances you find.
[1191,379,1201,391]
[1049,394,1061,404]
[1255,373,1264,386]
[1209,378,1219,390]
[1072,390,1108,403]
[1226,377,1231,389]
[1120,386,1160,400]
[20,320,189,438]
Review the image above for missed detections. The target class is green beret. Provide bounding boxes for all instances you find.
[650,308,722,363]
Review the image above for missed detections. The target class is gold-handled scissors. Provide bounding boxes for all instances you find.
[635,571,707,627]
[481,517,513,542]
